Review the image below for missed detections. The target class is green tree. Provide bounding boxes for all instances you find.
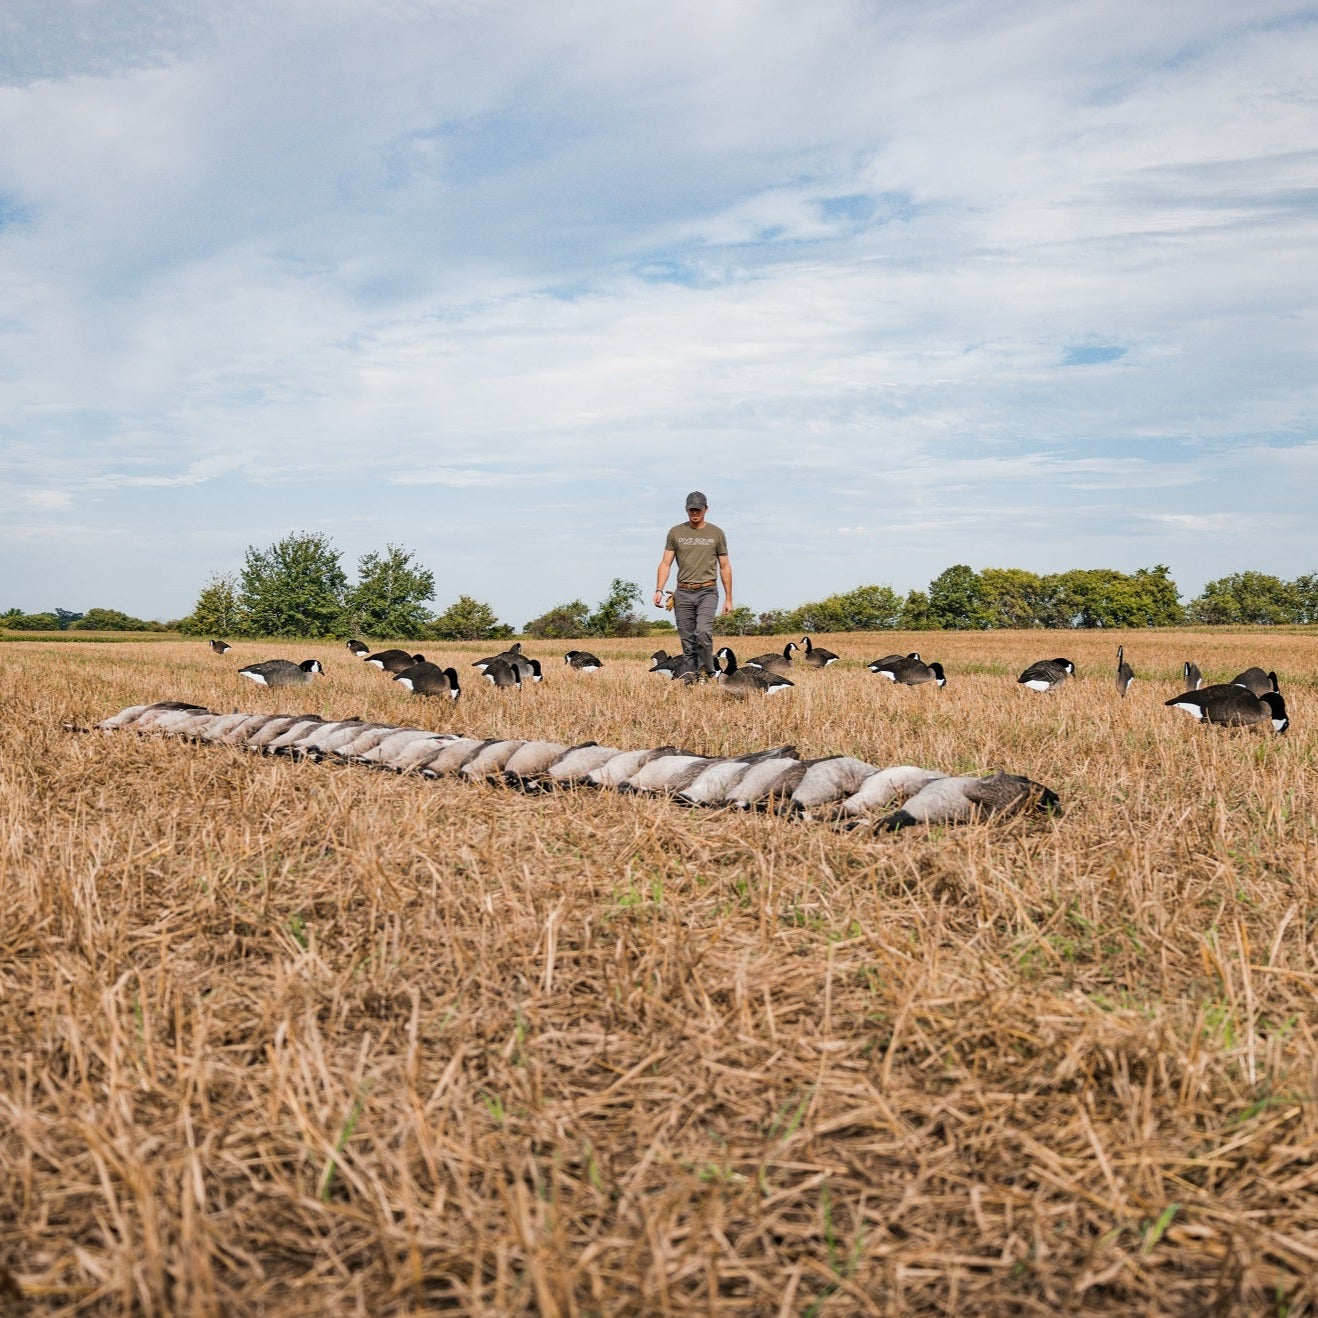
[71,608,163,632]
[181,573,245,637]
[343,545,435,639]
[722,605,757,636]
[927,565,991,629]
[54,608,84,630]
[431,595,509,641]
[1292,572,1318,624]
[586,579,649,637]
[3,611,62,631]
[978,568,1045,628]
[1188,571,1299,625]
[901,590,932,629]
[524,600,591,639]
[240,532,348,638]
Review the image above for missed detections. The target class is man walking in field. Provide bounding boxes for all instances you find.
[654,491,733,678]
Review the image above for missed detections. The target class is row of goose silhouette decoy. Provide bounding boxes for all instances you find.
[210,637,1290,731]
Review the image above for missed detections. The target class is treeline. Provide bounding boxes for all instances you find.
[6,542,1317,638]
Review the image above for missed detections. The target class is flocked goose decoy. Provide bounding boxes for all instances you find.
[482,658,523,689]
[870,772,1060,832]
[1017,658,1075,691]
[648,649,685,678]
[472,642,522,673]
[797,635,839,667]
[237,658,325,687]
[870,655,945,687]
[740,641,797,675]
[1166,683,1288,732]
[209,639,231,654]
[1182,661,1203,690]
[364,649,425,674]
[1230,667,1279,697]
[714,647,794,696]
[564,650,603,671]
[1115,645,1134,697]
[394,661,461,700]
[346,639,370,658]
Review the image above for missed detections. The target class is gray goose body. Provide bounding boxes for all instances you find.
[238,658,324,687]
[740,642,797,675]
[797,635,839,667]
[715,647,794,696]
[1116,646,1134,697]
[870,656,945,687]
[1231,667,1278,697]
[394,661,461,699]
[364,649,425,674]
[874,772,1060,831]
[564,650,603,671]
[1017,658,1074,692]
[1166,684,1288,732]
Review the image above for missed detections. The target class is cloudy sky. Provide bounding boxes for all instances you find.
[2,1,1316,627]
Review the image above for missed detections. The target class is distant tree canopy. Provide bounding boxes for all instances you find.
[525,579,649,639]
[1186,571,1301,626]
[178,533,507,641]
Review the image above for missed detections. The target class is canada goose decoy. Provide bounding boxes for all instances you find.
[209,639,231,654]
[1166,684,1288,732]
[797,635,839,667]
[873,772,1060,832]
[1183,661,1203,690]
[714,647,794,696]
[364,649,425,674]
[346,639,370,658]
[1231,667,1279,697]
[472,642,522,673]
[394,661,461,700]
[564,650,603,671]
[741,641,798,675]
[648,648,685,678]
[482,658,522,689]
[237,658,325,687]
[1017,658,1075,692]
[867,652,920,673]
[509,655,544,683]
[869,655,946,687]
[1116,645,1134,697]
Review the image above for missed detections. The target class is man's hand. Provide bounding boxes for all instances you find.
[721,598,734,615]
[653,590,665,609]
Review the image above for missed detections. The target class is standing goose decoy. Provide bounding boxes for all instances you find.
[870,655,946,687]
[740,641,798,675]
[364,649,426,674]
[1166,684,1288,732]
[472,642,522,674]
[797,635,839,667]
[1116,646,1134,697]
[714,647,795,697]
[482,658,523,689]
[564,650,603,671]
[1017,658,1075,692]
[209,639,232,655]
[238,658,325,687]
[1231,667,1279,697]
[648,648,685,678]
[394,661,461,700]
[346,639,370,658]
[1183,661,1203,690]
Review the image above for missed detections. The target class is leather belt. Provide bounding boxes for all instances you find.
[677,581,716,589]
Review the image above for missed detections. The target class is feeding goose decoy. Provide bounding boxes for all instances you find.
[1230,667,1279,697]
[1166,684,1288,732]
[364,648,425,674]
[1183,661,1203,690]
[714,647,794,696]
[482,658,523,689]
[867,652,920,673]
[797,635,839,667]
[509,654,544,683]
[393,661,461,699]
[869,655,946,687]
[237,658,325,687]
[346,639,370,658]
[648,648,686,678]
[472,642,522,674]
[1017,658,1075,691]
[1116,645,1134,697]
[740,641,798,675]
[209,639,231,654]
[564,650,603,671]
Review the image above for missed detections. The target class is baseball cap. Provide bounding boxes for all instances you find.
[685,491,708,510]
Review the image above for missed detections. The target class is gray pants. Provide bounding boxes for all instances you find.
[674,585,718,675]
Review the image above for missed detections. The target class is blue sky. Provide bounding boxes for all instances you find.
[2,0,1316,627]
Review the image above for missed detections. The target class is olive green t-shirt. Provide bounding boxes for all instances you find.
[665,521,727,584]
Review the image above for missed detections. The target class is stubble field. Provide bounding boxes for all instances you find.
[1,629,1316,1316]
